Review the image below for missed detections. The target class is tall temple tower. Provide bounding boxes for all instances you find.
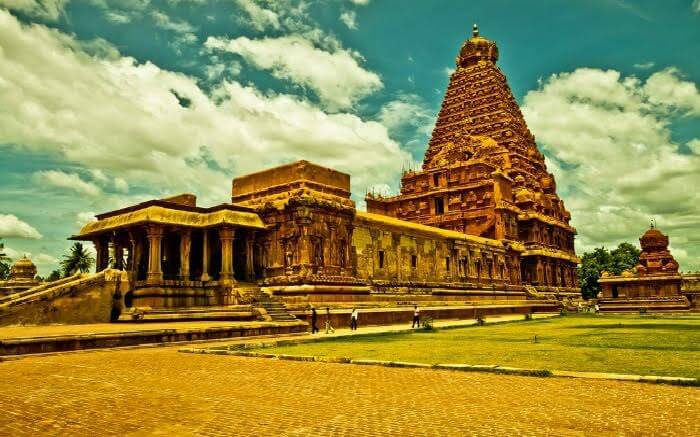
[366,25,579,289]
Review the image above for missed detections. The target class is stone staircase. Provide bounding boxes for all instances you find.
[244,287,297,322]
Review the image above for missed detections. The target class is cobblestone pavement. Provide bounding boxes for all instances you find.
[0,346,698,436]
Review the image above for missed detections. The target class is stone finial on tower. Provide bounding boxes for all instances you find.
[457,23,499,67]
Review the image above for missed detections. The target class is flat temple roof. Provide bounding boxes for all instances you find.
[72,204,265,240]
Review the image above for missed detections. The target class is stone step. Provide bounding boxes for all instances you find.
[144,306,254,314]
[119,305,258,322]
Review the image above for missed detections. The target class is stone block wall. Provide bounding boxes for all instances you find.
[0,270,129,326]
[353,212,513,287]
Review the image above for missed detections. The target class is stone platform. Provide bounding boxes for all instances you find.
[0,320,307,356]
[598,296,691,313]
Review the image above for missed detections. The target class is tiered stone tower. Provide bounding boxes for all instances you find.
[635,225,680,276]
[366,25,579,289]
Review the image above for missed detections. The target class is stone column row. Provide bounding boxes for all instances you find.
[97,225,250,285]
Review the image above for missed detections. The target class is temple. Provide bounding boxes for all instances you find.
[366,25,579,291]
[0,256,40,296]
[1,25,582,327]
[598,225,698,312]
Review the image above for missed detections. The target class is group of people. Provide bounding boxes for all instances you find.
[309,306,340,334]
[309,305,422,334]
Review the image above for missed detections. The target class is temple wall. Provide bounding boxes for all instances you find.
[352,213,511,286]
[599,277,682,298]
[353,225,454,283]
[0,270,129,327]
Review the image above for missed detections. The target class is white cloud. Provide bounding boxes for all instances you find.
[522,67,700,270]
[75,211,97,227]
[104,10,131,24]
[151,10,197,44]
[0,0,68,21]
[0,214,42,239]
[34,252,59,265]
[693,0,700,13]
[643,68,700,115]
[205,35,383,110]
[113,177,129,193]
[633,61,655,70]
[349,0,370,5]
[0,11,408,208]
[90,169,109,183]
[378,93,434,137]
[234,0,280,31]
[688,138,700,154]
[340,10,357,29]
[34,170,102,196]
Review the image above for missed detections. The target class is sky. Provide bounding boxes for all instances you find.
[0,0,699,275]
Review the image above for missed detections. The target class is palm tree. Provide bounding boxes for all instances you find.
[60,242,94,277]
[0,239,11,280]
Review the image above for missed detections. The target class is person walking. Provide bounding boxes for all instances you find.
[310,307,319,334]
[412,305,421,328]
[350,308,358,331]
[325,307,335,334]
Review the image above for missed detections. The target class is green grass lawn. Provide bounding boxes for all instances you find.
[258,314,700,378]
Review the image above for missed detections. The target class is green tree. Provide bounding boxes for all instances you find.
[610,242,641,274]
[46,269,62,282]
[60,242,94,277]
[0,239,11,281]
[577,243,641,299]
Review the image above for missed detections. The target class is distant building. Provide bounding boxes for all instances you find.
[598,225,697,311]
[0,256,40,296]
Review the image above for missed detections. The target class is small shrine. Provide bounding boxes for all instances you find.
[0,256,40,296]
[597,224,690,312]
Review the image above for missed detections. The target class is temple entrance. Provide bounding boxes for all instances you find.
[233,235,247,281]
[162,231,181,280]
[190,230,204,280]
[612,284,619,298]
[232,231,264,282]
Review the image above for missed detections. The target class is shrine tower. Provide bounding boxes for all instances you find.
[366,25,579,289]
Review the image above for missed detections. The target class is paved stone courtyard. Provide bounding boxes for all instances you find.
[1,344,698,436]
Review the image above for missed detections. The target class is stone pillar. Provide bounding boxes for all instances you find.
[179,229,191,281]
[219,227,235,284]
[297,218,312,275]
[114,240,124,270]
[134,237,143,274]
[94,237,109,272]
[245,231,255,281]
[146,225,163,284]
[201,229,210,282]
[127,232,136,272]
[328,224,337,265]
